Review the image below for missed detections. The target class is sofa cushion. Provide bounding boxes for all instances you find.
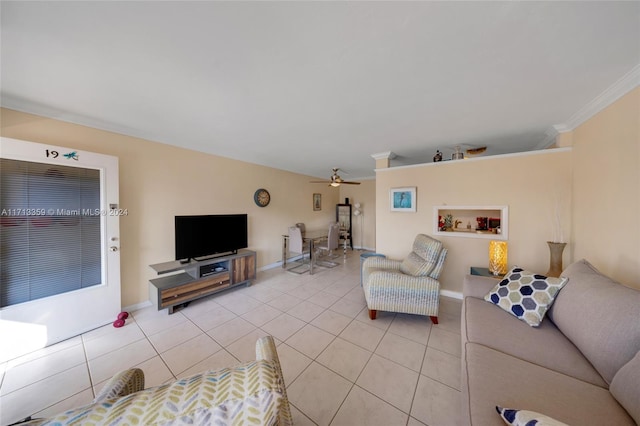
[548,259,640,384]
[463,297,606,387]
[484,267,568,327]
[496,407,568,426]
[463,343,635,426]
[610,350,640,424]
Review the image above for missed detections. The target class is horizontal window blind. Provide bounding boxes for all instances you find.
[0,159,102,307]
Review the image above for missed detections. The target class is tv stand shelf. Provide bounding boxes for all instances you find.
[149,249,256,314]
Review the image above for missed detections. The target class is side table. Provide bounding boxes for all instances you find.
[470,266,503,279]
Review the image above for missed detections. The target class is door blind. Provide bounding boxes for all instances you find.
[0,158,102,307]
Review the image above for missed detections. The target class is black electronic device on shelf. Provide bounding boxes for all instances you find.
[175,214,248,261]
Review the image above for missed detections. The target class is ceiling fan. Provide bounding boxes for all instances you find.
[310,168,361,187]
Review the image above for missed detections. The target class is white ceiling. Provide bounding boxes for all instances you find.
[1,1,639,180]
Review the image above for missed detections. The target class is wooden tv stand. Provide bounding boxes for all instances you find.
[149,249,256,314]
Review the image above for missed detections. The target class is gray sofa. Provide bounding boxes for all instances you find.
[461,259,640,425]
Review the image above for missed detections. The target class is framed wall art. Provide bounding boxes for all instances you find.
[313,193,322,211]
[390,187,416,212]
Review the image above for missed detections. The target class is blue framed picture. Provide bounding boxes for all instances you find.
[390,187,416,212]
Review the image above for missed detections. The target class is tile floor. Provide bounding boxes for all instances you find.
[0,251,463,426]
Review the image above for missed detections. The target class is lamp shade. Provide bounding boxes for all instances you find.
[488,241,508,275]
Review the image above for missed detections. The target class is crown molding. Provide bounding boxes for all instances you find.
[534,126,561,150]
[371,151,397,160]
[555,63,640,133]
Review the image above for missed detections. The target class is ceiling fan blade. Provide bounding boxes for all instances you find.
[311,167,361,186]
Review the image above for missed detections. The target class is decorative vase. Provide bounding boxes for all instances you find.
[546,242,566,277]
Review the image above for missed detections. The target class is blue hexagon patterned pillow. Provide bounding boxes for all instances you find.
[484,267,568,327]
[496,406,569,426]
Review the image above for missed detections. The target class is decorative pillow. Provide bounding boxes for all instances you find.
[496,406,569,426]
[484,267,568,327]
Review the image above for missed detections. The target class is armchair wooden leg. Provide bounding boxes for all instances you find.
[368,309,377,320]
[430,316,438,325]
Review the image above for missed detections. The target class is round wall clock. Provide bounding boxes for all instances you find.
[254,188,271,207]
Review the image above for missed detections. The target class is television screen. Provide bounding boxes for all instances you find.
[175,214,248,261]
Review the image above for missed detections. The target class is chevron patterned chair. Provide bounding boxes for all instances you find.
[362,234,447,324]
[22,336,292,426]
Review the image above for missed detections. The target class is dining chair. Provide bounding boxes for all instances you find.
[295,222,311,251]
[315,223,340,268]
[287,226,311,274]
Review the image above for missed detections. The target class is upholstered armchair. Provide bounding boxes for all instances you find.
[362,234,447,324]
[23,336,292,426]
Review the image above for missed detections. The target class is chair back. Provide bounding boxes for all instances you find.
[400,234,445,277]
[288,226,304,254]
[327,223,340,250]
[295,223,306,236]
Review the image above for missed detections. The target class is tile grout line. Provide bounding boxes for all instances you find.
[407,322,433,421]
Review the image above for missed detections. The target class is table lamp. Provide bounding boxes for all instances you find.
[489,240,508,275]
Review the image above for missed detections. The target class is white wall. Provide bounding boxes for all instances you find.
[570,87,639,288]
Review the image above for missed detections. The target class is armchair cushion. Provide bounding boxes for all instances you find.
[399,234,444,277]
[400,251,433,276]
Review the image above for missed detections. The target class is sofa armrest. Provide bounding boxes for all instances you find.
[93,368,145,403]
[463,274,500,299]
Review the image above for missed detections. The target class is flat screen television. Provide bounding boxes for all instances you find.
[175,214,248,261]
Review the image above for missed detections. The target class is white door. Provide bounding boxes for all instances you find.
[0,137,121,362]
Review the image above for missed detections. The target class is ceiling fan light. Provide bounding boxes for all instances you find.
[330,182,340,187]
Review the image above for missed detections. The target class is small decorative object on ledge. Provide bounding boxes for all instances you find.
[443,214,454,231]
[433,150,442,162]
[489,240,508,275]
[546,241,566,277]
[466,146,487,156]
[451,146,464,160]
[476,217,488,230]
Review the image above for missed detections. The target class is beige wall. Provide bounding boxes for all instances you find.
[339,179,376,250]
[375,150,573,294]
[570,87,639,288]
[1,108,340,307]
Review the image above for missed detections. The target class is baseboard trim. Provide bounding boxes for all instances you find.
[440,289,463,300]
[123,300,152,313]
